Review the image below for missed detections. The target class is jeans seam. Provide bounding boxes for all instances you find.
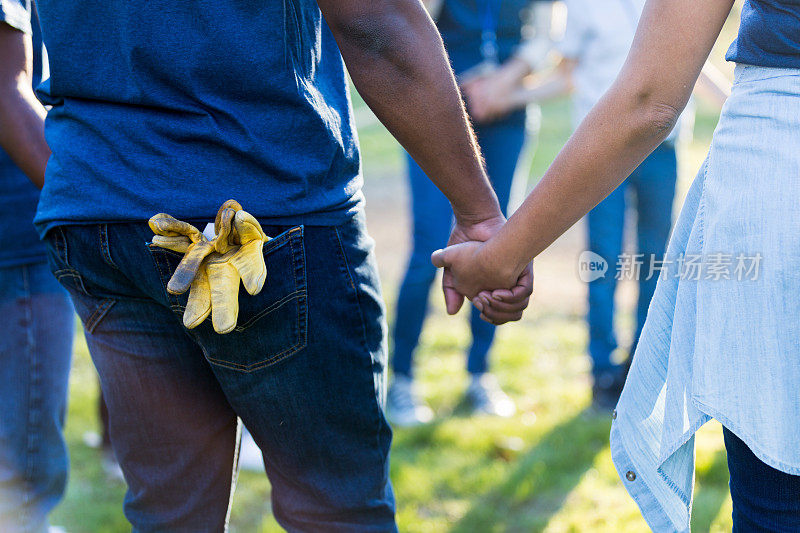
[85,298,116,334]
[333,226,387,479]
[99,224,120,270]
[21,265,37,529]
[334,228,357,292]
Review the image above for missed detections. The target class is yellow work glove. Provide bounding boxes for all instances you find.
[149,200,271,334]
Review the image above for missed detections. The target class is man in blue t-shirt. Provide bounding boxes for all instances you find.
[0,1,74,531]
[31,0,532,530]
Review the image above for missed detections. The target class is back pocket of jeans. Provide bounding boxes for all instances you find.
[147,226,308,372]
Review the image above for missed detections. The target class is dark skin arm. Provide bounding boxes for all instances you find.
[0,22,49,188]
[317,0,532,320]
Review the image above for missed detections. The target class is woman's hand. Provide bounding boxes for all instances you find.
[432,241,533,324]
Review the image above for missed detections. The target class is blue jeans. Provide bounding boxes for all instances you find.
[0,261,74,533]
[724,427,800,531]
[586,143,677,377]
[44,213,396,532]
[392,116,527,377]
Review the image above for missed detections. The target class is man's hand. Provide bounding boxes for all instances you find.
[432,234,533,325]
[441,214,505,315]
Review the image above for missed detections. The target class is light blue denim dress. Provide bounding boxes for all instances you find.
[610,64,800,532]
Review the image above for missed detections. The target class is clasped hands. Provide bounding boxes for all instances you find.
[432,215,533,325]
[149,199,270,334]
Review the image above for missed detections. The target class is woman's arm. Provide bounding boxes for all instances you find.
[434,0,735,298]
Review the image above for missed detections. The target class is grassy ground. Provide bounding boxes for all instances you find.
[49,21,741,531]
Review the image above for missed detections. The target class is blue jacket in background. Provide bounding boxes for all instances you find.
[0,0,46,267]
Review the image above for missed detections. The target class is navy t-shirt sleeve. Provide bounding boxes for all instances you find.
[0,0,32,34]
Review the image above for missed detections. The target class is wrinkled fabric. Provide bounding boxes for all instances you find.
[34,0,362,235]
[611,64,800,532]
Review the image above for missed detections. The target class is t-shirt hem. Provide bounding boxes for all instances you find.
[35,207,364,238]
[0,252,48,269]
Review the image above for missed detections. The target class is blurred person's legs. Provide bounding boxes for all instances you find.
[388,154,452,426]
[0,262,74,533]
[463,119,526,417]
[724,427,800,532]
[45,220,395,531]
[586,181,626,408]
[587,144,677,409]
[628,143,677,358]
[390,116,526,424]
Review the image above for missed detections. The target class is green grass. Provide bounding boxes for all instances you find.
[48,85,734,531]
[50,302,734,532]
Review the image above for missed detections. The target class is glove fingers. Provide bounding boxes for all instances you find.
[234,210,269,244]
[215,200,242,235]
[151,235,192,254]
[207,260,241,334]
[167,240,214,295]
[230,240,267,295]
[183,265,212,329]
[149,213,202,241]
[214,207,237,254]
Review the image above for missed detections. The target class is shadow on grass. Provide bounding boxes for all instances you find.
[690,448,730,532]
[450,407,610,532]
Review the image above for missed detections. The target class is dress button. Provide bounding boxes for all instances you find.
[612,409,617,420]
[626,470,636,482]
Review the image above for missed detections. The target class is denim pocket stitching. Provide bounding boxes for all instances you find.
[146,226,309,372]
[52,227,69,266]
[55,269,91,296]
[234,288,305,331]
[85,298,116,334]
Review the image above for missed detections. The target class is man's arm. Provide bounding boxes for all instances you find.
[317,0,501,226]
[0,21,49,188]
[318,0,534,317]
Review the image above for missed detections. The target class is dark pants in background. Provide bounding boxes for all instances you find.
[392,115,528,378]
[586,143,678,378]
[0,262,74,533]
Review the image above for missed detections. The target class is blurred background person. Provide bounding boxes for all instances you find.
[0,0,74,531]
[387,0,554,426]
[463,0,729,409]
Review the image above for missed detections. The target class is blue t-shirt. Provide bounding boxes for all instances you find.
[34,0,362,234]
[726,0,800,68]
[0,0,46,267]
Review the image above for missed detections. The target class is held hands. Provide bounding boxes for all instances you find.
[435,218,533,325]
[461,67,524,124]
[149,200,271,334]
